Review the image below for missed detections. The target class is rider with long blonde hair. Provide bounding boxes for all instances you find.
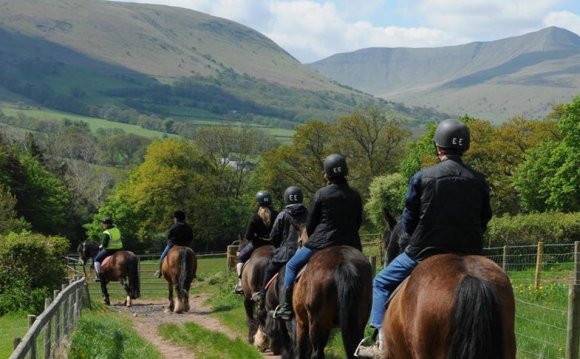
[234,190,279,294]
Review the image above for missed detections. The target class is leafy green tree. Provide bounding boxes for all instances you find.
[364,173,407,230]
[0,184,30,235]
[514,97,580,212]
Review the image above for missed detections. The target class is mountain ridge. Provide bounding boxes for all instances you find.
[309,27,580,121]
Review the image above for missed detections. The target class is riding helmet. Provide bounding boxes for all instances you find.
[284,186,303,205]
[323,153,348,178]
[101,217,113,225]
[433,119,470,151]
[255,190,272,206]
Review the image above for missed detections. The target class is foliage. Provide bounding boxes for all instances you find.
[89,139,253,252]
[397,122,438,181]
[364,173,407,229]
[68,310,163,359]
[0,184,30,235]
[514,96,580,212]
[259,108,410,202]
[0,232,68,314]
[485,212,580,247]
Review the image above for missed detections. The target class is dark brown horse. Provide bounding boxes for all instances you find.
[262,266,293,358]
[78,241,140,306]
[380,211,516,359]
[292,227,373,359]
[240,244,275,345]
[161,245,197,314]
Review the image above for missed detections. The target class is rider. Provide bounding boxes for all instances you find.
[154,210,194,278]
[274,153,363,320]
[234,190,279,294]
[254,186,308,308]
[357,119,492,357]
[94,217,123,282]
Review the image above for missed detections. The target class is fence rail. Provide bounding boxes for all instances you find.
[10,277,87,359]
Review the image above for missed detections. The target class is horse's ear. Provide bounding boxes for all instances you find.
[383,208,397,230]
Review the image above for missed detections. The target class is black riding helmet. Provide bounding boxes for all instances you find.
[284,186,303,205]
[255,190,272,206]
[101,217,113,225]
[433,119,470,151]
[323,153,348,178]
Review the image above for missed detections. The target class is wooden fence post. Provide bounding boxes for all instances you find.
[369,256,377,275]
[227,244,238,272]
[44,297,52,359]
[534,241,544,289]
[28,315,36,359]
[566,241,580,359]
[54,289,61,345]
[502,245,508,271]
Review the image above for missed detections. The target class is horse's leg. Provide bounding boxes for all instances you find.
[121,277,132,307]
[165,281,174,313]
[309,318,331,359]
[294,315,311,359]
[174,284,183,313]
[100,280,110,305]
[244,296,257,344]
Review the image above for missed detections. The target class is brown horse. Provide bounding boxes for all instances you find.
[292,226,373,359]
[161,245,197,313]
[240,244,275,345]
[78,241,140,306]
[379,211,516,359]
[262,266,293,358]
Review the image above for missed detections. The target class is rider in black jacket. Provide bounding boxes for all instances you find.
[254,186,308,307]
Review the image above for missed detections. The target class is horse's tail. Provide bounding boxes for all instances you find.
[448,275,504,359]
[178,248,194,297]
[335,262,365,359]
[127,254,140,299]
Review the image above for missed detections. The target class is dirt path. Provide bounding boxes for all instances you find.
[111,295,280,359]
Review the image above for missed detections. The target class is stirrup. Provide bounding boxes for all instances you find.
[354,336,382,358]
[233,284,244,294]
[272,304,292,320]
[251,292,262,302]
[153,270,161,278]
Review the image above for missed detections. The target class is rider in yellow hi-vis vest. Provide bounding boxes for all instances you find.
[94,217,123,282]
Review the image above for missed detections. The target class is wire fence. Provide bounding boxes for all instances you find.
[484,243,576,359]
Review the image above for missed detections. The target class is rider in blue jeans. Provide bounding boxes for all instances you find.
[357,119,492,357]
[274,153,363,321]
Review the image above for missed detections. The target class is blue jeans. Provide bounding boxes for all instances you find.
[370,251,418,329]
[159,243,173,264]
[283,246,317,288]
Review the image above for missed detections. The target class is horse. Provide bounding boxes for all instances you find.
[292,225,373,359]
[380,208,407,265]
[262,265,294,358]
[161,245,197,314]
[379,211,516,359]
[240,244,275,345]
[77,241,140,306]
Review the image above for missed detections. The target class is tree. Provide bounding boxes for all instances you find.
[364,173,407,230]
[514,97,580,212]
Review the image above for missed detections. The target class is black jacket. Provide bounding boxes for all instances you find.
[270,204,308,262]
[244,207,279,248]
[168,222,194,247]
[305,181,363,251]
[404,157,492,260]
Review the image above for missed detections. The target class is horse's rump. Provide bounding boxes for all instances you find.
[242,245,275,295]
[384,254,516,359]
[294,245,372,358]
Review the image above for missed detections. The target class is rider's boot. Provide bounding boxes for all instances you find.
[274,285,293,321]
[233,262,244,294]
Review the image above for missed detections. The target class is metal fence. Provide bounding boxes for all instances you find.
[10,277,88,359]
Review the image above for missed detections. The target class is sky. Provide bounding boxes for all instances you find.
[110,0,580,63]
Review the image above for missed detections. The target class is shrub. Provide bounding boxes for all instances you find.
[486,212,580,247]
[0,232,68,314]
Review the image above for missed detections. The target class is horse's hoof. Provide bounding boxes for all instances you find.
[103,298,110,305]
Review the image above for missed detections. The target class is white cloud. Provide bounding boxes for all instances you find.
[109,0,580,62]
[544,11,580,34]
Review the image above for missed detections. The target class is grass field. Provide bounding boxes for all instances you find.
[0,312,29,359]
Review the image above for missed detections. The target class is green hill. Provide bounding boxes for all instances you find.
[0,0,447,133]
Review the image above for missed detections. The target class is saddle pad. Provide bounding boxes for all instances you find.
[102,255,113,267]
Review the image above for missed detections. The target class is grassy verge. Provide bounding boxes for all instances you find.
[0,312,28,358]
[159,321,262,359]
[67,305,163,359]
